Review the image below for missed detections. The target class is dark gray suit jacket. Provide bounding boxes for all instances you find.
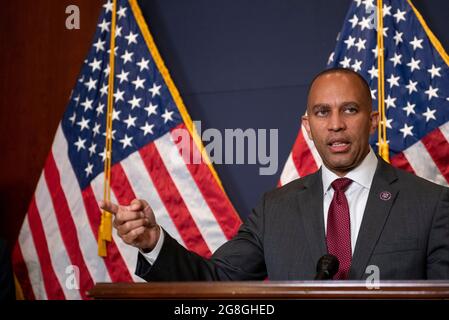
[136,159,449,281]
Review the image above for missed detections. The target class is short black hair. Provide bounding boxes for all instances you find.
[307,67,373,106]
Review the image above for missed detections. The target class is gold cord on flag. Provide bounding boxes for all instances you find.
[98,0,117,257]
[376,0,390,162]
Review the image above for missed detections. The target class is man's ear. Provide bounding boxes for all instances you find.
[302,114,313,140]
[369,111,380,135]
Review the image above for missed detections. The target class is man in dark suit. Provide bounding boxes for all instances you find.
[100,68,449,281]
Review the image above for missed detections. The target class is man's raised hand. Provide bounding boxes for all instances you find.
[99,199,160,252]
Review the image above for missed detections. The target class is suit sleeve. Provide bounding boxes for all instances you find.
[135,194,268,281]
[426,187,449,279]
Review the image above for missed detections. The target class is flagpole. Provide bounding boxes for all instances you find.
[98,0,118,257]
[376,0,389,162]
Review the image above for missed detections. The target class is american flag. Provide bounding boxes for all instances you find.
[12,0,241,300]
[280,0,449,187]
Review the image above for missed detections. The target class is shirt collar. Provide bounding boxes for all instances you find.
[321,147,378,194]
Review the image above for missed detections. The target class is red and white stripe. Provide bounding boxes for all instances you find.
[280,122,449,187]
[280,124,322,186]
[391,122,449,186]
[14,124,241,299]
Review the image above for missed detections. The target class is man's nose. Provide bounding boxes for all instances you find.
[327,113,346,131]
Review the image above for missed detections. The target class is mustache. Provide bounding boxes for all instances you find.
[326,136,351,145]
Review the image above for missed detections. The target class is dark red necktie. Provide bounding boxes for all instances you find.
[326,178,353,280]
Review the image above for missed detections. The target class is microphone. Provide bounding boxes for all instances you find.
[314,254,339,280]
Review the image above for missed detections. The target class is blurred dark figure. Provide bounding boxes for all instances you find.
[0,239,15,300]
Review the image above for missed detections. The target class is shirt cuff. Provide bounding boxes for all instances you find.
[139,225,164,265]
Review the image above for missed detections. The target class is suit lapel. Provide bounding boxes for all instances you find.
[297,169,328,270]
[349,159,399,279]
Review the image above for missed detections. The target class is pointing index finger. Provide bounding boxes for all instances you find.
[99,200,119,215]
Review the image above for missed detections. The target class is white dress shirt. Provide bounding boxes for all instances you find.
[141,148,378,263]
[321,147,378,253]
[140,225,164,264]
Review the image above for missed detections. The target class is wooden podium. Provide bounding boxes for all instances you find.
[88,281,449,299]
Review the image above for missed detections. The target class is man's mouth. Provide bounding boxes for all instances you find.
[327,140,351,153]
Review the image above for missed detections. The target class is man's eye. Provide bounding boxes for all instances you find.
[316,109,329,117]
[344,107,358,114]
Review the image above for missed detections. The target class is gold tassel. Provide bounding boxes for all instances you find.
[102,211,113,241]
[98,238,107,257]
[97,212,107,257]
[14,274,25,300]
[379,140,390,163]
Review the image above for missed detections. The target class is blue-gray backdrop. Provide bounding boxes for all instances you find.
[138,0,449,220]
